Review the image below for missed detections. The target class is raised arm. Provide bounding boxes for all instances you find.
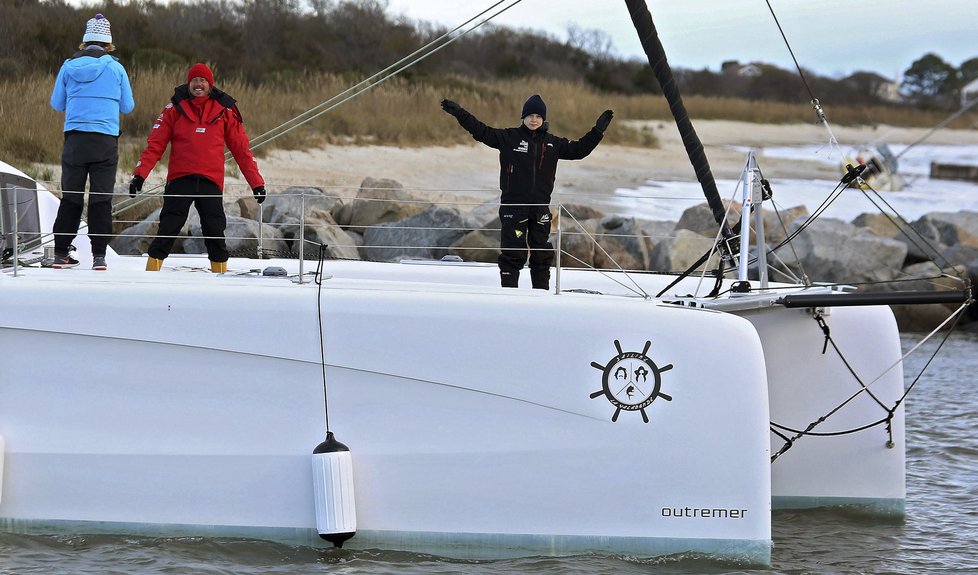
[559,109,614,160]
[440,99,507,150]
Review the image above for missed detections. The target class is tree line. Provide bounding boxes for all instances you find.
[1,0,974,111]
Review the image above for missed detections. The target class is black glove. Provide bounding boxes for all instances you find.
[595,110,614,133]
[441,99,462,118]
[253,185,266,205]
[129,175,144,198]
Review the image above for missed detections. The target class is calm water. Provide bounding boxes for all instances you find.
[2,332,976,575]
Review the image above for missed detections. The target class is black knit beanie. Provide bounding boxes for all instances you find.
[520,94,547,120]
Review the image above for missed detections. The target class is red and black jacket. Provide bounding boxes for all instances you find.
[134,85,263,190]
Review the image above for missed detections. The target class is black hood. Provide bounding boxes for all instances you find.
[171,84,236,108]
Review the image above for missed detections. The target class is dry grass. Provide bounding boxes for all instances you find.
[5,68,974,176]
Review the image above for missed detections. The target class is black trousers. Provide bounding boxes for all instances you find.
[498,204,554,288]
[148,175,228,263]
[54,131,118,256]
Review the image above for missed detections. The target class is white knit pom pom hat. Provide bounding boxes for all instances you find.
[83,13,112,44]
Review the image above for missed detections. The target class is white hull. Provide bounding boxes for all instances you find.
[0,164,908,565]
[1,265,775,561]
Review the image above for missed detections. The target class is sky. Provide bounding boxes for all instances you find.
[385,0,978,78]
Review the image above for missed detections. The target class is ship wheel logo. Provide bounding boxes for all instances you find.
[590,339,674,423]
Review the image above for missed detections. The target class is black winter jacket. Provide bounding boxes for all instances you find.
[452,109,604,206]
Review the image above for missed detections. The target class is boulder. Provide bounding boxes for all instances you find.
[181,213,290,259]
[254,187,359,260]
[261,186,344,227]
[892,211,978,263]
[111,208,162,256]
[554,203,605,229]
[676,202,736,236]
[852,212,901,239]
[641,219,679,244]
[450,227,500,263]
[462,198,500,230]
[592,216,652,271]
[348,177,432,232]
[363,207,466,262]
[779,216,908,284]
[917,211,978,248]
[554,217,597,269]
[111,188,163,236]
[650,228,722,273]
[674,201,807,246]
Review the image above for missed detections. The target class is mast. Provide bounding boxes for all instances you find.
[623,0,729,235]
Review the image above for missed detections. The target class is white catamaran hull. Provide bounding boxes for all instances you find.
[0,159,909,566]
[1,267,774,561]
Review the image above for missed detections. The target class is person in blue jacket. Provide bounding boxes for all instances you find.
[49,13,135,270]
[441,95,612,289]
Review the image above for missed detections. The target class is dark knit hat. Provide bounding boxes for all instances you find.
[187,63,215,86]
[521,94,547,120]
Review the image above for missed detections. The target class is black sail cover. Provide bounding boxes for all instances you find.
[624,0,729,234]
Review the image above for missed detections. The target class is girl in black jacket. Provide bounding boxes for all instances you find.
[442,94,613,289]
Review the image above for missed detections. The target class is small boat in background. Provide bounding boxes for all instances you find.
[843,142,903,191]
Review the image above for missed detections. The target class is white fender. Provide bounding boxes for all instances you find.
[311,432,356,547]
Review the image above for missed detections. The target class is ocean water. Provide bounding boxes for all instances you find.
[610,144,978,222]
[2,331,976,574]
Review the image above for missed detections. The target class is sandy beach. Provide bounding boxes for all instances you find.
[249,120,978,204]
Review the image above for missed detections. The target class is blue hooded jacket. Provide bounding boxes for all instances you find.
[50,48,135,136]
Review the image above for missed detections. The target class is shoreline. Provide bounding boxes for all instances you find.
[247,121,978,200]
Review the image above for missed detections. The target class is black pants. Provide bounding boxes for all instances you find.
[498,204,554,289]
[54,131,118,256]
[148,175,228,263]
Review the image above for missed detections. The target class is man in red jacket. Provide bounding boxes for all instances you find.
[129,63,265,273]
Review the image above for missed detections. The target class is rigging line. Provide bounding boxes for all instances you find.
[762,0,845,158]
[765,256,803,284]
[315,243,331,432]
[894,98,978,160]
[244,0,524,153]
[655,228,728,298]
[856,185,959,274]
[763,0,815,106]
[760,181,809,284]
[776,302,968,456]
[773,305,934,462]
[558,207,649,297]
[818,313,891,412]
[815,303,969,419]
[894,304,967,406]
[766,183,847,253]
[692,172,746,297]
[771,416,890,437]
[726,162,810,285]
[660,175,746,300]
[247,0,517,146]
[557,250,648,296]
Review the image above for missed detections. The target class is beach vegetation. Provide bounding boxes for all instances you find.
[2,0,976,170]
